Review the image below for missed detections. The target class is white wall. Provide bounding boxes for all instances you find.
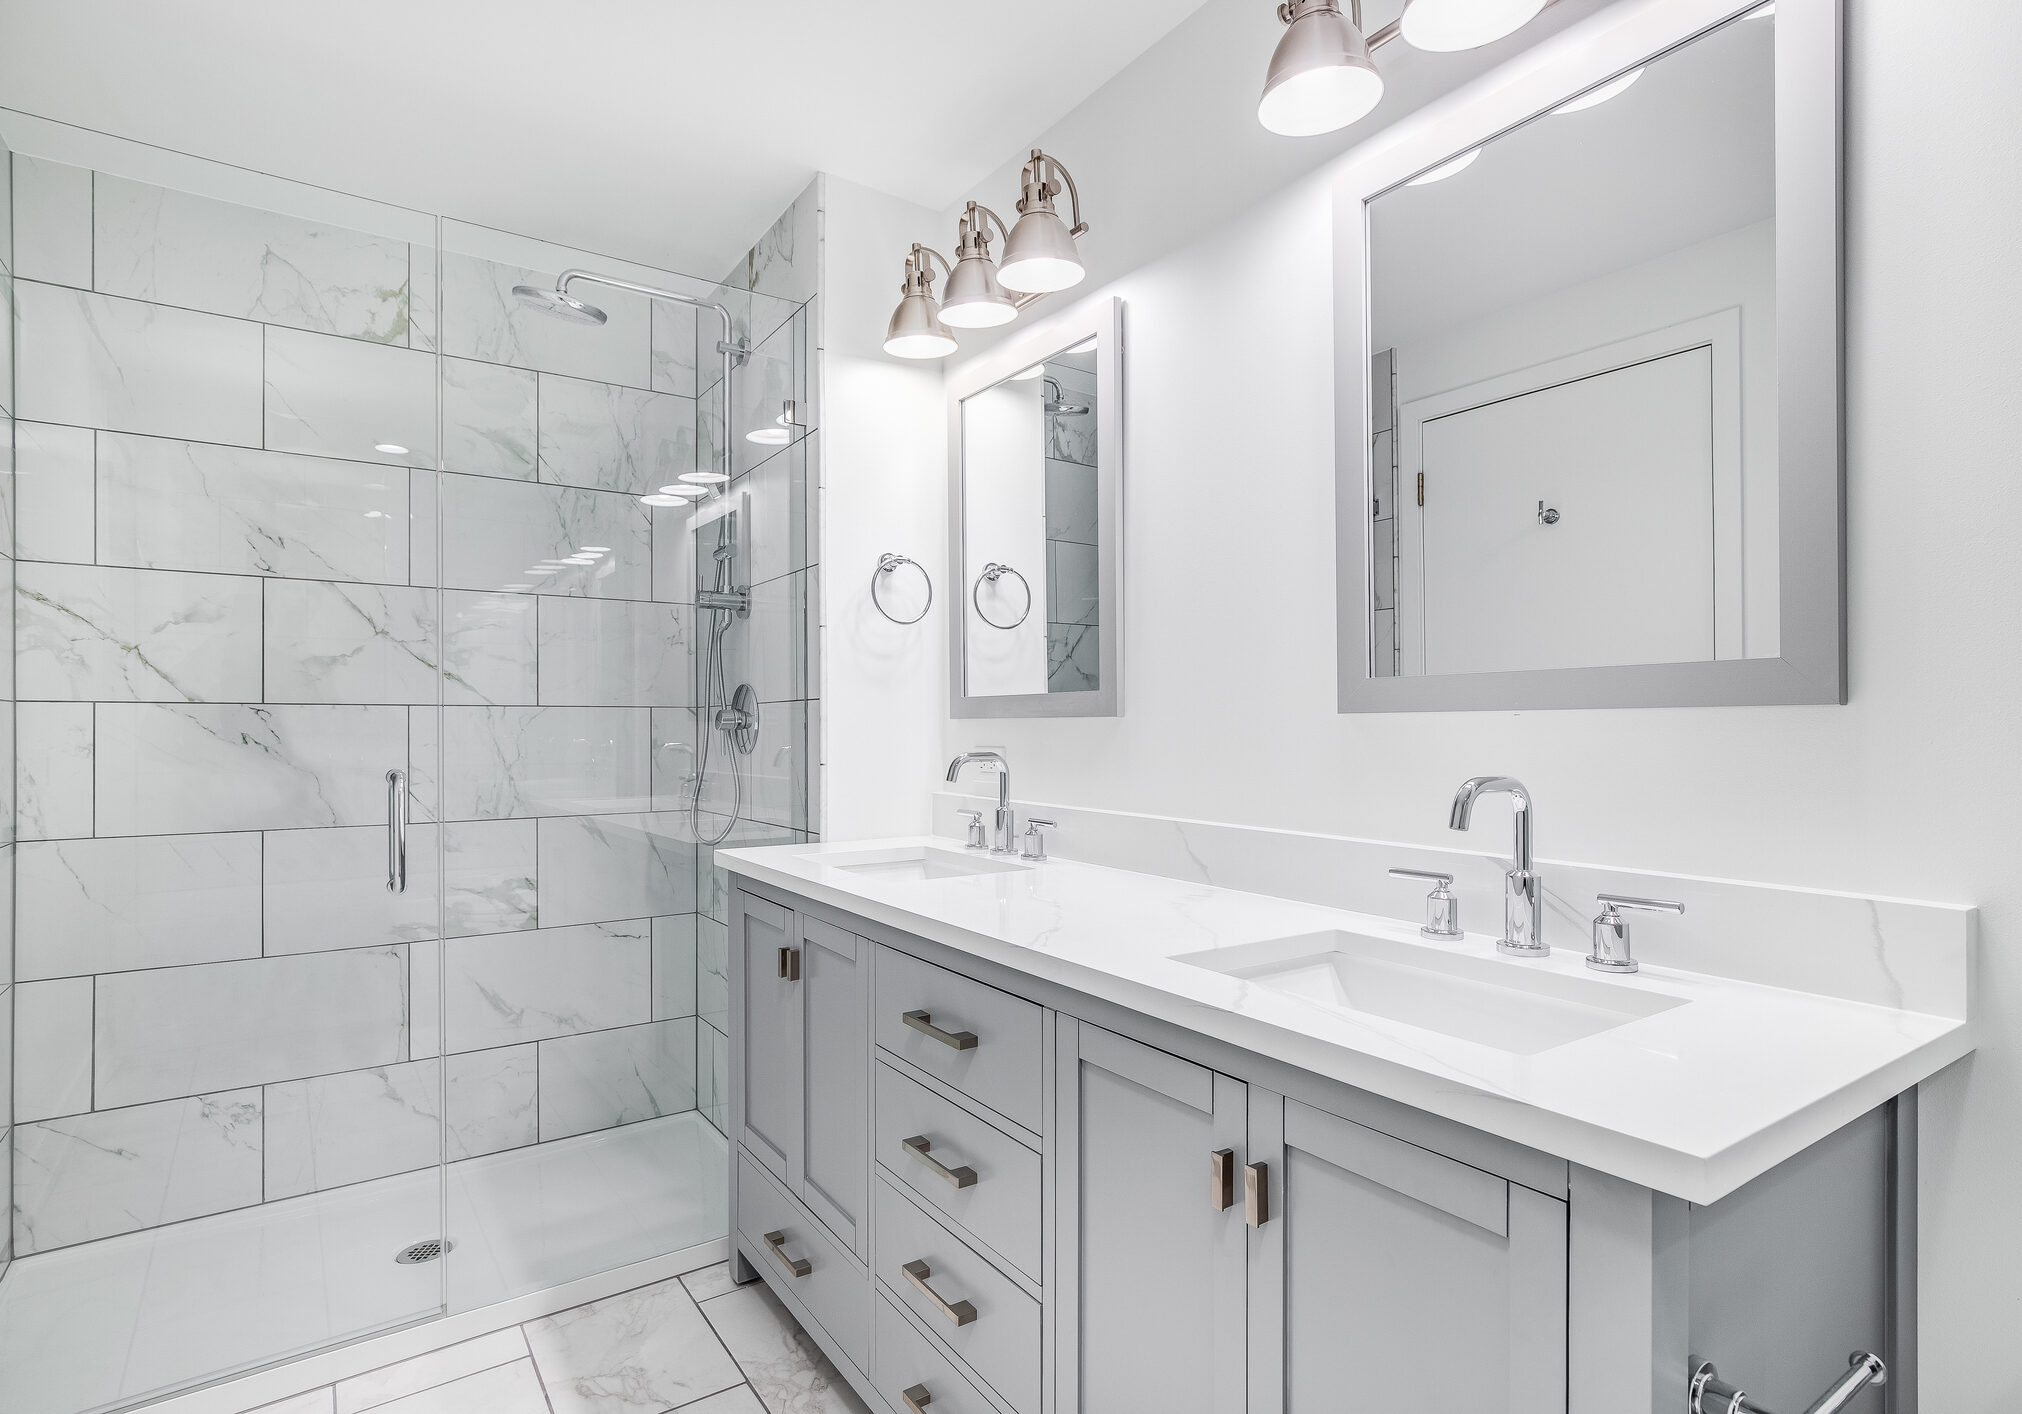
[914,4,2022,1405]
[959,381,1050,695]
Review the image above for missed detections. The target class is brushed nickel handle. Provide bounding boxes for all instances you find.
[1245,1162,1270,1227]
[902,1009,977,1051]
[762,1229,811,1278]
[1211,1148,1235,1211]
[901,1258,977,1326]
[902,1386,933,1414]
[776,946,800,981]
[902,1135,978,1189]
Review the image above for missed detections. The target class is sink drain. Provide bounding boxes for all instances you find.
[395,1239,453,1265]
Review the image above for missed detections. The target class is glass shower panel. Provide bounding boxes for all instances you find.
[0,121,449,1414]
[432,221,728,1313]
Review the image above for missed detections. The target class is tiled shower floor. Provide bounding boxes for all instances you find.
[0,1113,730,1414]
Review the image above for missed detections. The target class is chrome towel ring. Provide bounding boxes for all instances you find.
[872,552,933,625]
[972,562,1032,630]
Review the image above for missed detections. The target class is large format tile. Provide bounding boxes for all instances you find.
[697,1020,729,1135]
[256,1391,339,1414]
[522,1275,741,1414]
[17,700,94,840]
[536,811,697,927]
[12,156,92,288]
[263,583,536,706]
[537,1018,697,1142]
[368,1358,551,1414]
[15,282,265,446]
[434,705,650,819]
[94,174,414,343]
[14,420,97,564]
[442,356,538,481]
[538,372,696,495]
[701,1283,871,1414]
[696,917,728,1034]
[439,474,651,600]
[444,1046,538,1160]
[265,1058,443,1199]
[16,833,263,978]
[439,252,654,390]
[443,818,540,937]
[263,824,440,953]
[652,914,699,1021]
[17,561,264,702]
[98,432,410,583]
[650,300,699,399]
[15,976,95,1121]
[724,570,808,705]
[13,1090,264,1253]
[94,703,408,834]
[443,920,650,1053]
[736,439,813,590]
[1045,458,1099,544]
[334,1327,529,1413]
[538,598,693,707]
[94,948,408,1107]
[265,326,437,467]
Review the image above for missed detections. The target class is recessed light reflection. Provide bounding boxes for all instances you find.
[1552,67,1643,115]
[580,546,612,554]
[373,443,411,456]
[363,510,389,520]
[526,567,556,577]
[502,584,533,592]
[1009,365,1046,381]
[1407,147,1480,186]
[564,555,599,565]
[680,471,731,485]
[1067,336,1097,353]
[640,493,690,507]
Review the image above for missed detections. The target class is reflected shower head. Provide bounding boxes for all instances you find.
[1042,376,1089,416]
[512,284,608,325]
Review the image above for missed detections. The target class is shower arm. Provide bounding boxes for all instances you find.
[552,268,741,482]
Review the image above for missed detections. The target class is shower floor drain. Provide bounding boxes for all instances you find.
[395,1239,453,1265]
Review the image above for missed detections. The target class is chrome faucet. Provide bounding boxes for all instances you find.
[946,751,1014,854]
[1448,776,1548,957]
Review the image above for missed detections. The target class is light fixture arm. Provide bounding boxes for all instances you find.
[962,201,1013,251]
[1022,150,1090,238]
[903,242,955,289]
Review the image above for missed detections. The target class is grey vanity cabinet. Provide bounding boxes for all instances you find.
[1055,1020,1251,1414]
[737,895,871,1256]
[1247,1098,1569,1413]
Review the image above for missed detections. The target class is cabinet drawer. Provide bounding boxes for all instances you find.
[875,1294,1007,1414]
[875,1178,1041,1414]
[875,1061,1041,1283]
[876,947,1044,1132]
[736,1152,869,1373]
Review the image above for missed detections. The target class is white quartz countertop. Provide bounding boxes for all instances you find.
[718,837,1972,1204]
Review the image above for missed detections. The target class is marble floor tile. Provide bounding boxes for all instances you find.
[673,1388,764,1414]
[370,1358,550,1414]
[678,1262,740,1304]
[522,1276,742,1414]
[255,1391,338,1414]
[700,1284,871,1414]
[335,1327,528,1413]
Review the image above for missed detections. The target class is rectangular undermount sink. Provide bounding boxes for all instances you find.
[1175,931,1685,1055]
[818,845,1030,882]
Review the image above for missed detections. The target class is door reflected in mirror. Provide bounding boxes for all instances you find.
[1367,7,1777,678]
[960,342,1102,697]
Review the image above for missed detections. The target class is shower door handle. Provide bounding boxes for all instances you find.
[385,769,408,894]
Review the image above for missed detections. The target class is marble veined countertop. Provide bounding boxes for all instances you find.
[719,837,1972,1203]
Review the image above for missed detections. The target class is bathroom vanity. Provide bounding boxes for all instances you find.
[721,838,1969,1414]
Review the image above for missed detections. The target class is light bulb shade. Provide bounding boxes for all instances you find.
[940,252,1018,328]
[1257,2,1385,137]
[997,207,1085,294]
[1398,0,1548,52]
[884,289,958,359]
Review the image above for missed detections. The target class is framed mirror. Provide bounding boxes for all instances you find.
[1335,0,1843,711]
[948,296,1123,717]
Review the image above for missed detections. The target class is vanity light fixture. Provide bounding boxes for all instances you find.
[882,149,1090,358]
[1406,147,1481,185]
[1398,0,1548,53]
[1258,0,1385,137]
[1552,66,1643,114]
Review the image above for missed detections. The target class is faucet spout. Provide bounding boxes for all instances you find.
[946,752,1014,854]
[1448,776,1545,957]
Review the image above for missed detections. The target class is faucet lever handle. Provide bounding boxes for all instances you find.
[1389,867,1462,940]
[957,809,987,850]
[1020,818,1058,861]
[1589,895,1684,975]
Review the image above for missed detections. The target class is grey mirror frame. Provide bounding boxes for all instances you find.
[948,295,1124,718]
[1334,0,1845,712]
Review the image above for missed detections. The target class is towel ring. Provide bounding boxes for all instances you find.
[872,553,933,625]
[972,562,1032,630]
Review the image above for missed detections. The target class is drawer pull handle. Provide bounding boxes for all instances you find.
[777,946,800,981]
[902,1009,977,1051]
[1211,1148,1235,1211]
[902,1385,933,1414]
[762,1229,811,1278]
[1245,1161,1270,1228]
[902,1135,979,1189]
[901,1258,977,1326]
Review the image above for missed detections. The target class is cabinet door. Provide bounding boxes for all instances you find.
[799,915,868,1254]
[1057,1020,1248,1414]
[1258,1098,1568,1414]
[739,893,803,1185]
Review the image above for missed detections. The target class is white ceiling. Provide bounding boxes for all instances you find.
[0,0,1216,279]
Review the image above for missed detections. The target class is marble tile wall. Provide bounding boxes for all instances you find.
[2,129,17,1282]
[1043,355,1100,692]
[6,158,817,1254]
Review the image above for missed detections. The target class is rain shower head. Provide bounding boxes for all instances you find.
[1042,376,1089,416]
[512,284,609,325]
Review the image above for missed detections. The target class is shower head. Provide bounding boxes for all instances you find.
[1042,376,1089,416]
[512,284,608,325]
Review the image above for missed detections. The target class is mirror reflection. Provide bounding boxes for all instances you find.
[1367,8,1776,677]
[959,340,1102,696]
